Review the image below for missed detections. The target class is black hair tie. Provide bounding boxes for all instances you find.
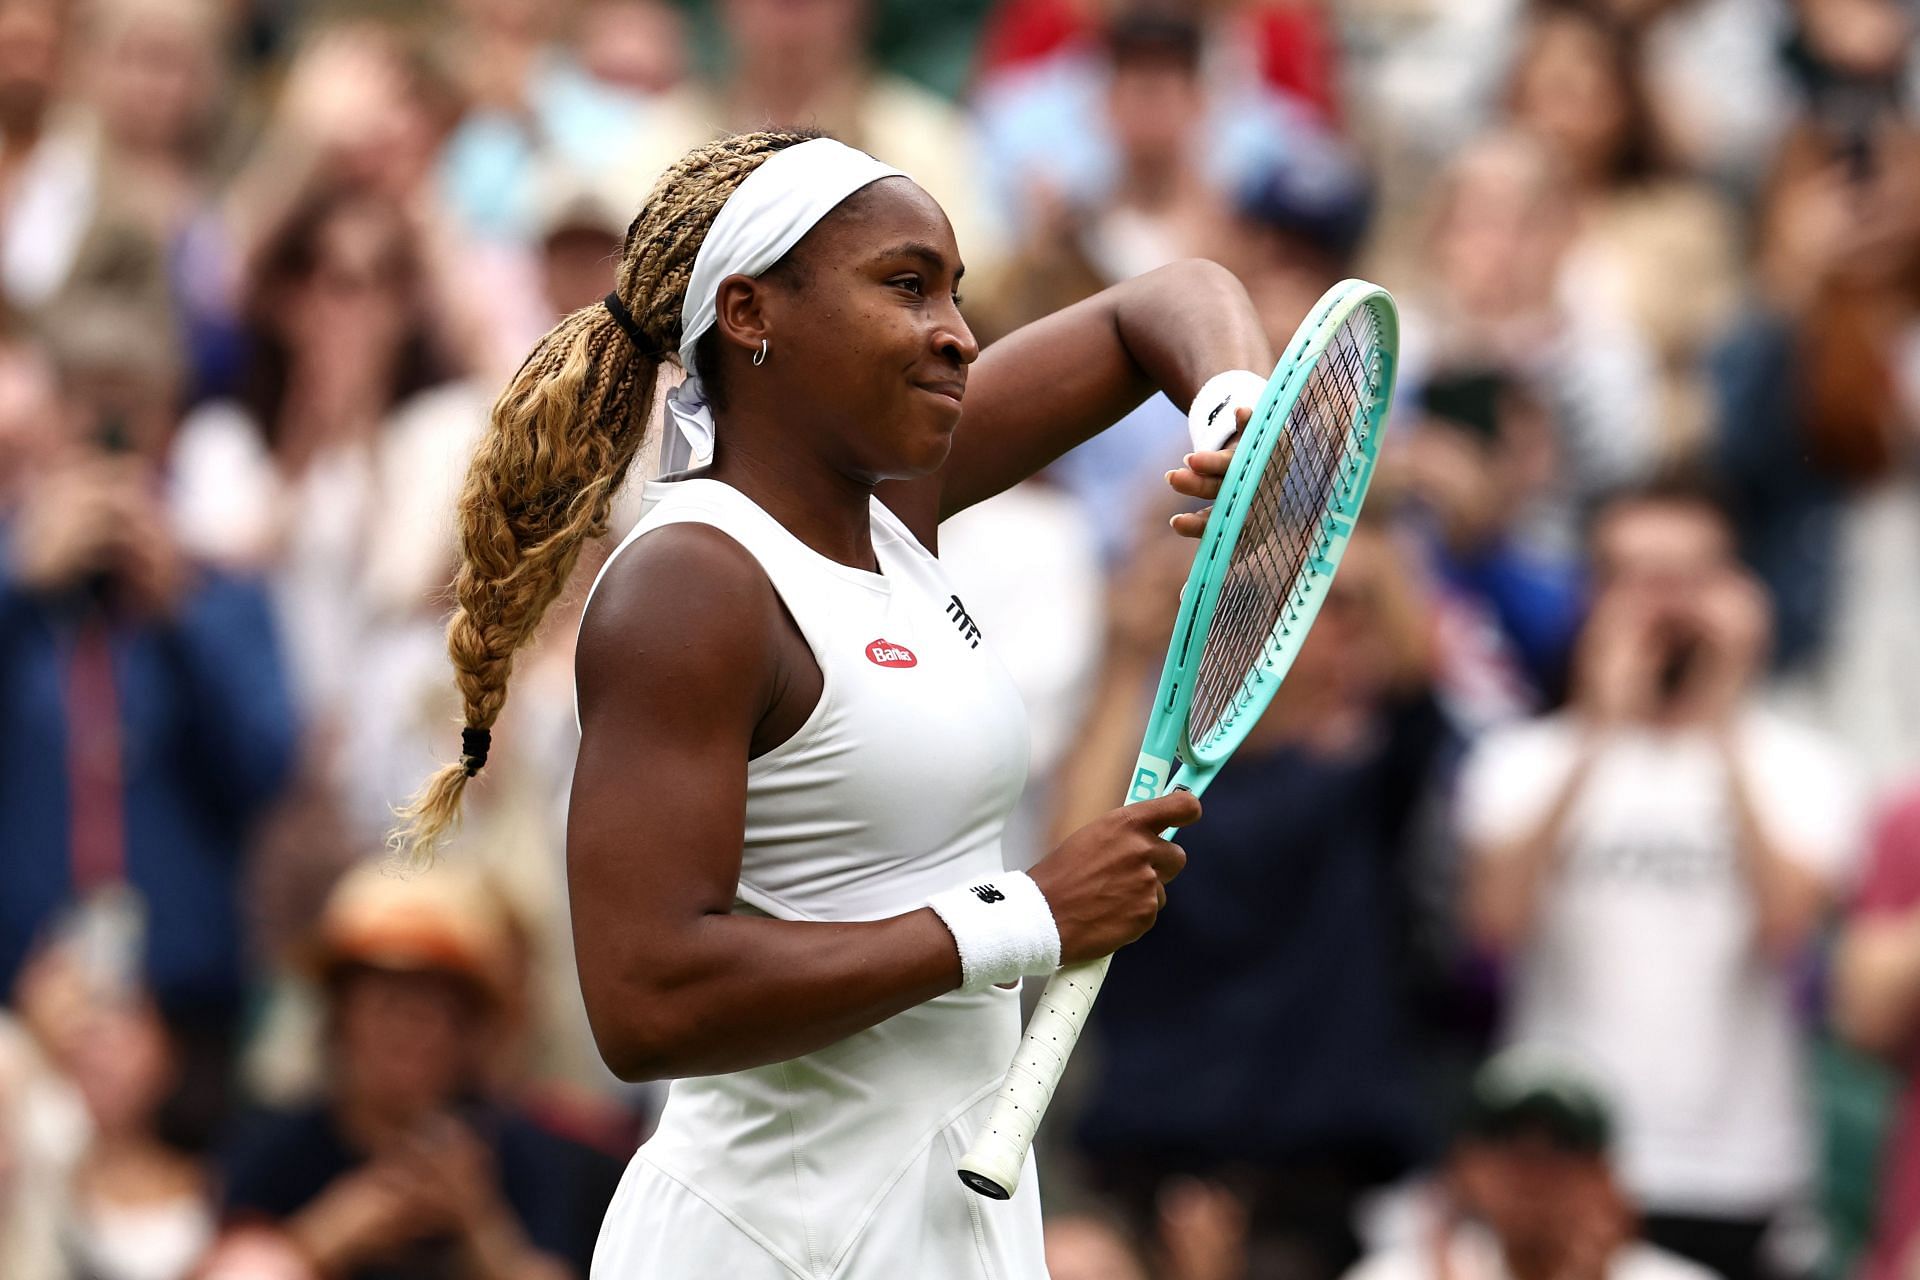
[461,726,492,778]
[603,292,661,359]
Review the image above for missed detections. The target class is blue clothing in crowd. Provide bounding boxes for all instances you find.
[0,544,297,1014]
[1711,311,1846,672]
[1429,539,1585,704]
[1078,695,1454,1176]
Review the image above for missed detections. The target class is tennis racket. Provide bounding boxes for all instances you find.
[956,278,1400,1200]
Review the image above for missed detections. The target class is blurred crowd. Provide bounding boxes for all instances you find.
[1,0,1919,1277]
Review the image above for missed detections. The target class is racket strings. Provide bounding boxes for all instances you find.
[1187,307,1381,751]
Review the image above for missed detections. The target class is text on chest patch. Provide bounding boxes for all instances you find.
[865,639,918,668]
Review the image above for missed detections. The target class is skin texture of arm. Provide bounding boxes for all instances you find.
[877,258,1273,541]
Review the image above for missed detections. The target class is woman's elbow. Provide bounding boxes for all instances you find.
[585,998,699,1083]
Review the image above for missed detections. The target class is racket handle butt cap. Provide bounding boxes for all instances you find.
[957,1166,1015,1200]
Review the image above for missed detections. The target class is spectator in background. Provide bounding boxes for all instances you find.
[615,0,1007,297]
[1712,10,1920,782]
[17,941,217,1280]
[220,864,619,1280]
[980,10,1252,338]
[169,187,480,742]
[983,12,1239,572]
[71,0,228,246]
[217,25,490,385]
[437,0,649,243]
[1503,1,1740,457]
[1396,131,1660,558]
[1225,142,1372,351]
[1061,519,1454,1280]
[972,0,1335,244]
[76,0,240,405]
[1345,1048,1715,1280]
[976,0,1341,123]
[1340,0,1831,199]
[1458,479,1864,1280]
[1834,781,1920,1280]
[468,166,629,380]
[570,0,687,99]
[1388,367,1585,722]
[0,295,296,1076]
[1049,13,1224,289]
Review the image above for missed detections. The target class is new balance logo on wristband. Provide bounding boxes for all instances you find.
[970,884,1005,904]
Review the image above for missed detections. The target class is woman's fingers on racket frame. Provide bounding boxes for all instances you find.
[1127,788,1202,831]
[1151,838,1187,888]
[1167,410,1246,540]
[1169,506,1213,540]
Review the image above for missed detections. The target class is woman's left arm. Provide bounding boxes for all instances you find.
[892,259,1271,526]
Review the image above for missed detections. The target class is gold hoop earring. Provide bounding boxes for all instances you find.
[752,339,768,367]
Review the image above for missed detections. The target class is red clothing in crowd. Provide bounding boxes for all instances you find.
[1857,786,1920,1280]
[972,0,1341,124]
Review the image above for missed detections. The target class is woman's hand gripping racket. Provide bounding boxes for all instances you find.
[957,278,1400,1200]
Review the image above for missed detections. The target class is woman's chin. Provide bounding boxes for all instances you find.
[880,431,956,481]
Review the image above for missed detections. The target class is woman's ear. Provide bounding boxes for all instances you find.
[712,274,772,357]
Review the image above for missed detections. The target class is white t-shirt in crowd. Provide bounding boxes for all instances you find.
[1346,1223,1717,1280]
[1457,710,1866,1215]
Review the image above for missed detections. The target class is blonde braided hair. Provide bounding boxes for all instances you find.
[390,129,817,864]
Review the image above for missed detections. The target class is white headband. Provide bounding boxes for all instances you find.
[661,138,907,471]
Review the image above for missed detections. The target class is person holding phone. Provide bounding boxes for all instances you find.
[1455,478,1866,1280]
[0,300,297,1133]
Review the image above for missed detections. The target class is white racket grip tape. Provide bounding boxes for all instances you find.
[956,954,1112,1199]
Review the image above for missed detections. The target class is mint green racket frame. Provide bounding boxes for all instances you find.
[957,278,1400,1200]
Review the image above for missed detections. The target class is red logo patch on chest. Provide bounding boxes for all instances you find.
[865,639,918,668]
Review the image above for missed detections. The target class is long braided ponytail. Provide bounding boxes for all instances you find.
[390,130,816,864]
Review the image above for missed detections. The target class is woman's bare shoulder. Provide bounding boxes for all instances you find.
[576,521,783,724]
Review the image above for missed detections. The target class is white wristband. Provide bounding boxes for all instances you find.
[1187,369,1267,453]
[927,872,1062,994]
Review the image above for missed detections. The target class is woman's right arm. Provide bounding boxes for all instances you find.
[569,525,1196,1082]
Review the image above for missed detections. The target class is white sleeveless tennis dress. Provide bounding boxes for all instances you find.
[581,477,1047,1279]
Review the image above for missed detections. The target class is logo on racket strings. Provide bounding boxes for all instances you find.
[865,639,918,668]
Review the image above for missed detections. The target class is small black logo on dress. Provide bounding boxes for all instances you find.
[970,885,1005,904]
[947,595,982,649]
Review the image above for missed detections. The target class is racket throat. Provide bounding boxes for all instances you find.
[1126,751,1176,802]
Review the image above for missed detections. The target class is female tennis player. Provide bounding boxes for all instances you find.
[394,131,1274,1278]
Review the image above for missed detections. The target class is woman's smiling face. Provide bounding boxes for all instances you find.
[731,177,979,482]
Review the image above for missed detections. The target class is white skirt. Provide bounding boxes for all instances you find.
[591,1121,1047,1279]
